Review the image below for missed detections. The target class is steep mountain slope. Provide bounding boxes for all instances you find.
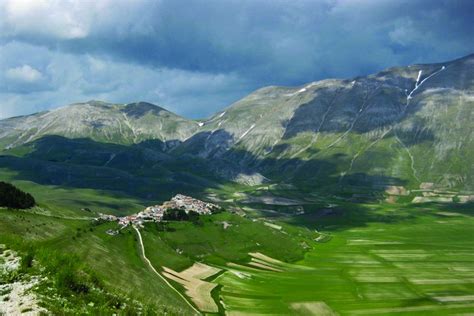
[1,54,473,192]
[178,54,474,190]
[0,101,199,149]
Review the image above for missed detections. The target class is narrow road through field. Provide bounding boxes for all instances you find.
[133,226,201,315]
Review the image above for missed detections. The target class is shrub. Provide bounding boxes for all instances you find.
[20,250,34,271]
[56,268,90,294]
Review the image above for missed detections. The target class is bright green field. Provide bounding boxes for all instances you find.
[1,164,474,315]
[210,204,474,315]
[121,200,474,315]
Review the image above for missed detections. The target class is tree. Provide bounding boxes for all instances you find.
[162,208,194,221]
[162,208,188,221]
[0,181,36,209]
[187,211,200,223]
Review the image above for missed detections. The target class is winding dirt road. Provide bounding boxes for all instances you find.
[133,226,201,315]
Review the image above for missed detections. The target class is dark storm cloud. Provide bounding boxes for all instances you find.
[1,0,473,118]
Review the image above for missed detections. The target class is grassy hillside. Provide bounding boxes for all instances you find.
[0,101,199,148]
[174,54,474,191]
[0,178,319,314]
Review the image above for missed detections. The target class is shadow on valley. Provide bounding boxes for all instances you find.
[0,132,430,231]
[0,135,222,204]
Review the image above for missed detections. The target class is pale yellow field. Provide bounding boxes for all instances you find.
[291,301,337,316]
[162,263,221,313]
[249,252,285,265]
[248,261,283,272]
[179,262,221,280]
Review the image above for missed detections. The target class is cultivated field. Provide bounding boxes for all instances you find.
[1,164,473,315]
[162,263,221,313]
[213,203,474,315]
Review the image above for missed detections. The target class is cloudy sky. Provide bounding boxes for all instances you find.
[0,0,473,119]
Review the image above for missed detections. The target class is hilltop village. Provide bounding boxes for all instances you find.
[97,194,219,232]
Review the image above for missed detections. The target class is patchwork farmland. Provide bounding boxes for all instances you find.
[1,167,473,314]
[211,206,474,315]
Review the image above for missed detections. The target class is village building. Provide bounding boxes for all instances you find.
[95,194,219,230]
[171,194,218,215]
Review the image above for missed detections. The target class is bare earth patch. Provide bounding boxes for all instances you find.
[226,262,269,273]
[385,186,409,196]
[162,263,221,313]
[263,222,282,230]
[291,301,337,316]
[432,295,474,302]
[436,211,467,217]
[248,261,283,272]
[249,252,285,265]
[239,252,314,272]
[409,278,474,285]
[412,196,453,203]
[247,252,286,272]
[0,245,47,316]
[0,278,46,316]
[458,195,474,203]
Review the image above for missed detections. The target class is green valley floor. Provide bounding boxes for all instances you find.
[211,207,474,315]
[1,174,473,315]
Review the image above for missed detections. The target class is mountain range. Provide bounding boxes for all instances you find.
[1,53,473,196]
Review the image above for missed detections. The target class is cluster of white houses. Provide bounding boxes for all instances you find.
[98,194,219,231]
[164,194,217,214]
